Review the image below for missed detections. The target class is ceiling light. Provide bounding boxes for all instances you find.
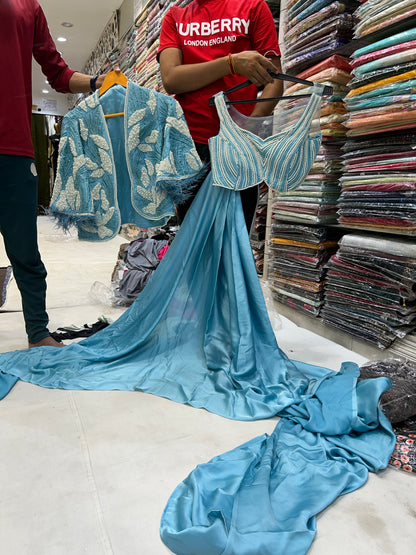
[57,37,67,42]
[42,89,49,94]
[61,22,74,28]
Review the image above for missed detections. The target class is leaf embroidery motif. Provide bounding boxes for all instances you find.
[91,134,109,150]
[141,167,150,187]
[91,169,105,178]
[145,159,155,176]
[128,109,146,128]
[98,148,113,174]
[166,116,189,137]
[145,130,159,143]
[101,189,110,211]
[85,94,98,109]
[73,155,86,176]
[185,152,202,171]
[128,124,141,152]
[79,120,89,141]
[68,137,77,157]
[147,92,157,114]
[138,144,153,152]
[175,102,184,118]
[84,157,98,171]
[91,183,101,201]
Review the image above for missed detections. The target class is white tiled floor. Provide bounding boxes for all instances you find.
[0,216,415,554]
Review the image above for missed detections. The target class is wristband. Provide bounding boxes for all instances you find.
[90,74,99,92]
[228,53,236,75]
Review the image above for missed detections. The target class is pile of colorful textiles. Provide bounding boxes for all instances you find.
[271,157,342,223]
[283,0,357,74]
[250,183,268,275]
[272,56,351,224]
[118,28,137,82]
[135,0,185,91]
[345,27,416,137]
[339,26,416,234]
[338,132,416,234]
[353,0,416,39]
[268,223,339,316]
[134,6,149,87]
[141,0,164,90]
[322,233,416,348]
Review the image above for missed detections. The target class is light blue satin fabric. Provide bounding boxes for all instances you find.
[0,175,395,554]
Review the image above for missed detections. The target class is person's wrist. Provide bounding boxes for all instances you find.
[90,74,99,92]
[227,53,236,75]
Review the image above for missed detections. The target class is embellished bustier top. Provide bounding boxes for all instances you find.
[209,82,325,192]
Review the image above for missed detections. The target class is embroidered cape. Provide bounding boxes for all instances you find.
[50,82,203,241]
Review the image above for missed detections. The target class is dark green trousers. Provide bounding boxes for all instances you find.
[0,154,50,343]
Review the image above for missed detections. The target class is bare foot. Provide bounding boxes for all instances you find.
[28,336,64,349]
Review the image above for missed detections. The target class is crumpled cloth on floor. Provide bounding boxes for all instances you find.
[114,237,168,304]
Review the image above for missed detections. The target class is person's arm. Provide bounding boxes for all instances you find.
[159,47,278,94]
[68,72,106,94]
[250,55,283,117]
[33,4,105,95]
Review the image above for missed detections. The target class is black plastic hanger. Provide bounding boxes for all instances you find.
[208,70,333,106]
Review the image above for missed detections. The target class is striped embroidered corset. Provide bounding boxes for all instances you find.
[209,82,325,192]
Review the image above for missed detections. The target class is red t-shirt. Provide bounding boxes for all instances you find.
[0,0,75,158]
[158,0,280,144]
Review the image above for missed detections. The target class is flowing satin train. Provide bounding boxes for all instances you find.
[0,176,395,554]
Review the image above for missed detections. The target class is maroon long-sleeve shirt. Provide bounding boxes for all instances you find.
[0,0,75,157]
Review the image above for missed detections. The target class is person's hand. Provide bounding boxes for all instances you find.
[95,74,106,89]
[232,51,277,87]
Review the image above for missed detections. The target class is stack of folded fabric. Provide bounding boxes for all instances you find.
[144,39,160,90]
[353,0,416,39]
[272,55,351,224]
[142,1,164,90]
[268,223,339,316]
[135,7,149,86]
[338,133,416,234]
[345,26,416,136]
[118,28,137,82]
[250,183,268,275]
[283,0,357,74]
[339,26,416,233]
[136,0,192,91]
[322,233,416,348]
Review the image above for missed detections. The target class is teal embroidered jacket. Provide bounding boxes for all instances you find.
[50,82,203,241]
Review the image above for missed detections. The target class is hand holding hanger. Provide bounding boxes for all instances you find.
[229,50,279,88]
[98,51,128,118]
[99,50,128,97]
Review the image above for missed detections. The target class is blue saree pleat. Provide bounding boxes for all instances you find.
[0,174,395,554]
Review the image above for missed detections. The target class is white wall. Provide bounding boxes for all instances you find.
[32,92,76,117]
